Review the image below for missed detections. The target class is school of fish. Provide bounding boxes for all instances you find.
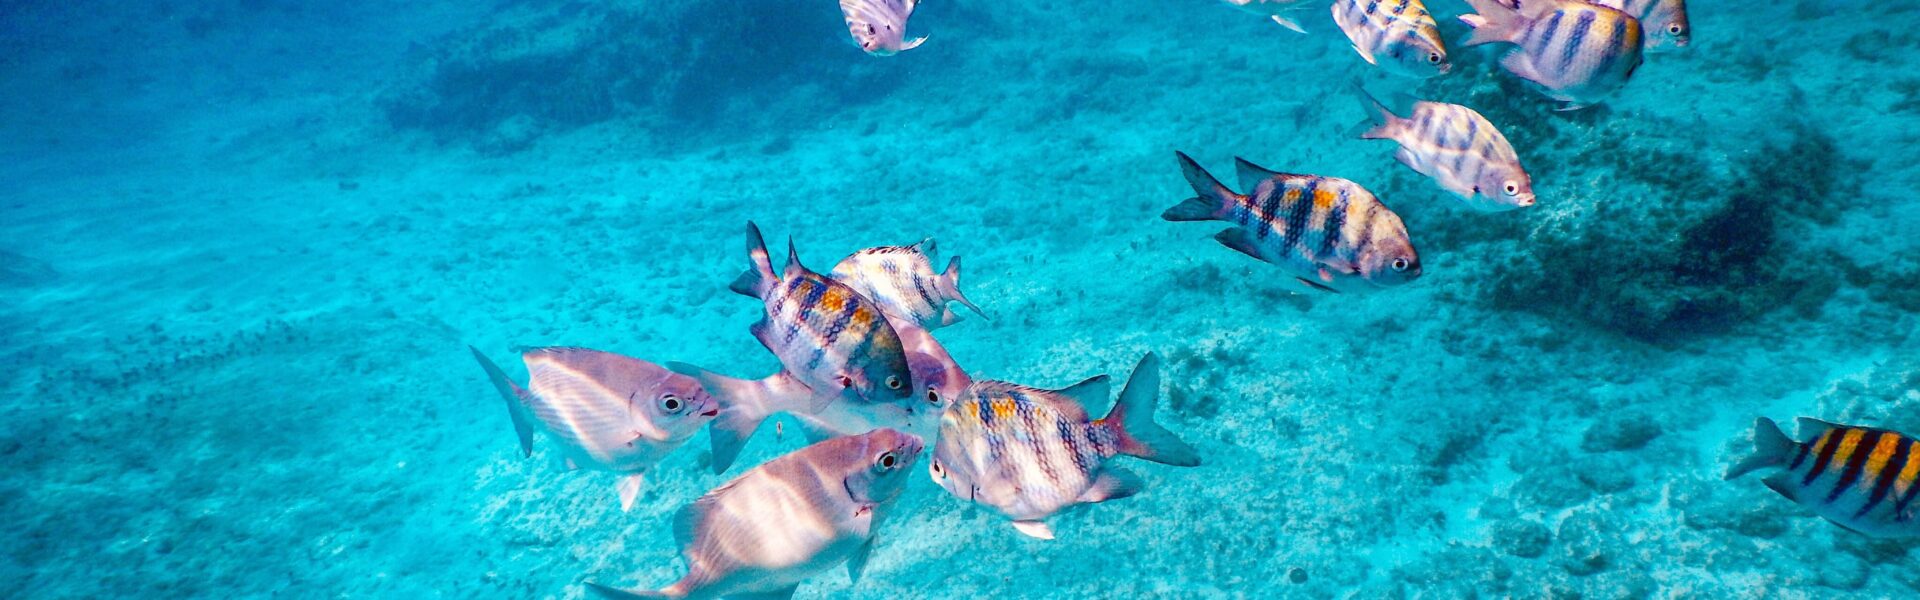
[459,2,1915,597]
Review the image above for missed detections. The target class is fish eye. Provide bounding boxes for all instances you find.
[930,461,945,477]
[838,375,855,388]
[1391,258,1411,272]
[1667,23,1683,35]
[926,388,941,405]
[885,376,903,390]
[878,452,898,469]
[1503,182,1520,196]
[660,395,684,413]
[1426,52,1442,64]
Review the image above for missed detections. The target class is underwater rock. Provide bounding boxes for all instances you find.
[0,249,58,287]
[1552,509,1617,576]
[1491,519,1552,559]
[1813,337,1920,434]
[1580,412,1662,453]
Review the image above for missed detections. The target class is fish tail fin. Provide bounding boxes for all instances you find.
[583,582,676,600]
[1460,0,1523,46]
[1726,417,1796,480]
[1103,353,1200,467]
[1163,151,1233,222]
[470,346,536,457]
[730,221,779,298]
[940,256,990,321]
[666,363,812,473]
[1352,81,1399,140]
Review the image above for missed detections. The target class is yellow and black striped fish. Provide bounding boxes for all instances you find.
[1461,0,1644,110]
[1331,0,1450,77]
[1727,417,1920,537]
[1163,151,1420,294]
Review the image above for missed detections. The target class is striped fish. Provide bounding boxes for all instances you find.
[1487,0,1687,52]
[1354,85,1536,211]
[929,354,1200,540]
[1727,417,1920,537]
[840,0,926,56]
[829,238,988,331]
[1222,0,1318,33]
[469,346,719,512]
[1162,152,1421,294]
[587,429,924,600]
[1460,0,1645,110]
[670,222,914,474]
[1330,0,1451,77]
[794,314,971,444]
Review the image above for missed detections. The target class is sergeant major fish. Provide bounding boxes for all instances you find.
[586,428,924,600]
[1222,0,1319,33]
[470,346,719,512]
[1330,0,1451,77]
[829,238,987,331]
[793,314,971,445]
[1487,0,1688,52]
[929,354,1200,540]
[841,0,926,56]
[1354,84,1536,211]
[1460,0,1645,110]
[1728,417,1920,537]
[670,222,914,473]
[1163,151,1421,294]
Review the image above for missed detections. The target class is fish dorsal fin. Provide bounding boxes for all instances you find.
[970,380,1092,421]
[1796,417,1842,440]
[1055,375,1112,418]
[782,237,807,279]
[912,237,937,259]
[675,478,740,551]
[1233,156,1283,192]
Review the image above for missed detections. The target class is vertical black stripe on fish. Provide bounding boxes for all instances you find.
[1317,193,1347,259]
[1282,179,1318,250]
[1790,437,1816,470]
[1804,430,1848,486]
[1532,11,1565,56]
[1462,116,1480,153]
[1859,436,1912,517]
[1592,14,1628,78]
[1364,0,1378,16]
[1895,467,1920,521]
[811,294,861,370]
[910,274,936,316]
[1560,10,1597,74]
[1389,0,1407,16]
[1256,183,1284,239]
[1352,202,1379,256]
[1828,431,1884,504]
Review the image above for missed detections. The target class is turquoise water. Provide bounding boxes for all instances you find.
[5,0,1919,597]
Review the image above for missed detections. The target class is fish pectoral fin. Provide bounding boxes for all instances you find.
[617,474,645,512]
[1294,277,1340,294]
[1212,228,1265,261]
[1012,520,1056,540]
[1270,15,1307,33]
[846,536,876,584]
[1078,467,1145,504]
[732,585,800,600]
[1761,472,1802,503]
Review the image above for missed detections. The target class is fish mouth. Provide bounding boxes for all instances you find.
[702,409,720,417]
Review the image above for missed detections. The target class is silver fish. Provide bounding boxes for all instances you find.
[1461,0,1645,110]
[1163,152,1421,294]
[1221,0,1318,33]
[470,346,719,512]
[929,354,1199,540]
[1330,0,1451,77]
[671,222,914,473]
[587,429,925,600]
[1355,85,1536,211]
[829,238,987,331]
[841,0,926,56]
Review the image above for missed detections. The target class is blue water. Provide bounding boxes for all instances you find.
[5,0,1918,597]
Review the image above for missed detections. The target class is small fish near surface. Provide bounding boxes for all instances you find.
[1353,84,1536,211]
[1221,0,1320,33]
[929,353,1200,540]
[1460,0,1646,110]
[469,346,719,512]
[672,222,915,474]
[587,428,925,600]
[1163,151,1421,294]
[1727,417,1920,537]
[841,0,926,56]
[1330,0,1451,77]
[829,238,988,331]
